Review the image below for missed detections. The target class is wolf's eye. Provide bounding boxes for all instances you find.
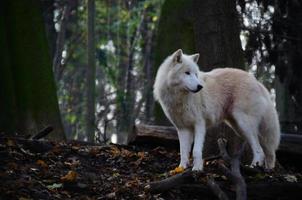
[185,72,190,75]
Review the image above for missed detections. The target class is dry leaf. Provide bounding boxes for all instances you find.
[6,139,15,147]
[137,152,145,159]
[36,160,48,169]
[284,174,297,182]
[121,148,133,157]
[64,157,80,168]
[61,170,78,182]
[47,183,63,190]
[169,166,184,175]
[110,146,121,157]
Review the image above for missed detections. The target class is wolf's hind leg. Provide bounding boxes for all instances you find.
[233,111,265,167]
[178,129,193,169]
[259,135,276,169]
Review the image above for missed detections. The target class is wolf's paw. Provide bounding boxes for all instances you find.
[251,159,264,168]
[169,166,185,175]
[192,164,203,171]
[192,166,203,171]
[192,158,204,171]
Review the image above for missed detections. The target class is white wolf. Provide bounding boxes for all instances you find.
[153,49,280,171]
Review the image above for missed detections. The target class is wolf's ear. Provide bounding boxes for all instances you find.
[172,49,183,63]
[190,53,200,63]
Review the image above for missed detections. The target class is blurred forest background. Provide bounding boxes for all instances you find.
[1,0,302,144]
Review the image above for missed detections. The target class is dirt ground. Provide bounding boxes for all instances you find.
[0,138,302,200]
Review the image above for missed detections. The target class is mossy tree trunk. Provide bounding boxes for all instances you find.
[0,0,65,140]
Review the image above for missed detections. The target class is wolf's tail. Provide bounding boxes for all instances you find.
[259,103,281,169]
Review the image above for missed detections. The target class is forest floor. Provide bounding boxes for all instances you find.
[1,137,302,200]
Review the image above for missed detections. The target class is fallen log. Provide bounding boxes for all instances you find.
[132,124,302,154]
[146,169,200,193]
[134,124,177,140]
[131,124,178,148]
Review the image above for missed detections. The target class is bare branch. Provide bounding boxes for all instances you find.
[217,139,247,200]
[207,175,229,200]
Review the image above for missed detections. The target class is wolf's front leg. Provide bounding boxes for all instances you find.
[177,129,193,169]
[192,123,206,171]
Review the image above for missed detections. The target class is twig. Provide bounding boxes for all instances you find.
[217,138,247,200]
[207,175,229,200]
[31,126,54,140]
[0,137,54,153]
[146,169,202,193]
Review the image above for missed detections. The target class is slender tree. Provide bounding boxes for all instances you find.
[0,0,65,140]
[85,0,96,142]
[236,0,302,133]
[273,1,302,133]
[53,0,72,81]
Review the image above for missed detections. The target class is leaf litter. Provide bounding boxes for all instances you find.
[0,138,301,200]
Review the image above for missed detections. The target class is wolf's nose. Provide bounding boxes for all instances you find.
[197,84,203,91]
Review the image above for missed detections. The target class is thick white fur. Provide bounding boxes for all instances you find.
[153,49,280,171]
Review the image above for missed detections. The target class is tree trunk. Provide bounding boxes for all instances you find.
[53,0,72,81]
[41,0,57,59]
[0,0,65,140]
[274,1,302,134]
[115,2,147,144]
[192,0,245,70]
[141,6,156,123]
[192,0,246,157]
[85,0,96,142]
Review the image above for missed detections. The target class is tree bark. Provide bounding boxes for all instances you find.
[41,0,57,59]
[0,0,65,140]
[192,0,245,70]
[86,0,96,142]
[141,6,157,123]
[192,0,246,157]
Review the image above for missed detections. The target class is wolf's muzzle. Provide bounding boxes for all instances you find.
[193,85,203,93]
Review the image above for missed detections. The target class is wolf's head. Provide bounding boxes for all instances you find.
[166,49,203,93]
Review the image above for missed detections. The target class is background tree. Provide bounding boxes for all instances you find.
[45,0,163,142]
[86,0,96,142]
[34,0,302,144]
[237,0,302,134]
[0,0,65,140]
